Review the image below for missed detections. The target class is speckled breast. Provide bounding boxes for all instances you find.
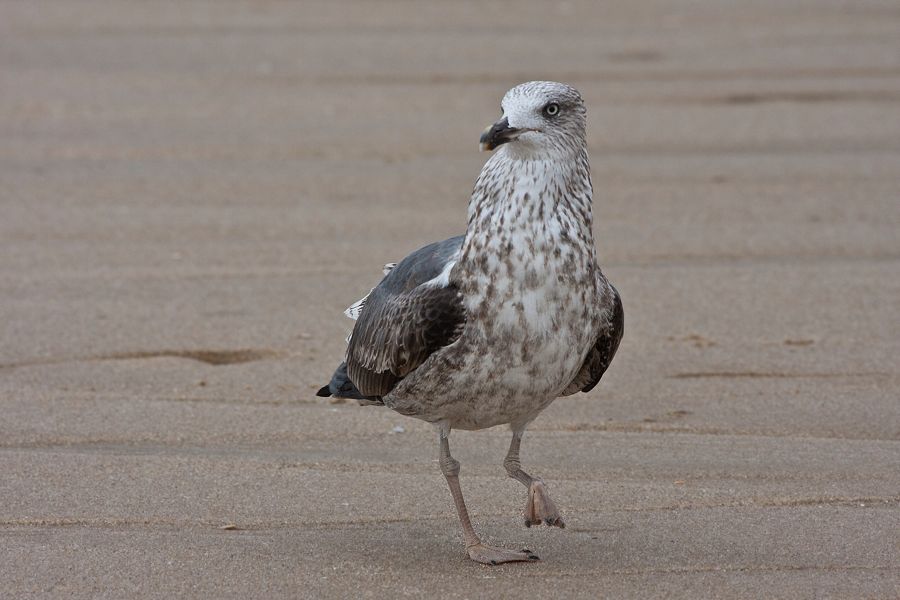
[386,234,601,430]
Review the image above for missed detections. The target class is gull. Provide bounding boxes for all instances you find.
[317,81,623,564]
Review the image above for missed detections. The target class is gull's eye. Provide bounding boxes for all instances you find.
[543,102,560,117]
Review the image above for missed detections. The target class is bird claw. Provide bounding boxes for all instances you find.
[524,479,565,528]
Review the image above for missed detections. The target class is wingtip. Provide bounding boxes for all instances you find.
[315,385,332,397]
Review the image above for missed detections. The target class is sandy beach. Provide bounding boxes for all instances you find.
[2,1,899,597]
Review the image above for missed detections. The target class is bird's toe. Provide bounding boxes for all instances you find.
[525,479,565,529]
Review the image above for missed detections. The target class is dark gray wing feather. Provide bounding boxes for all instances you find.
[344,236,466,398]
[561,282,624,395]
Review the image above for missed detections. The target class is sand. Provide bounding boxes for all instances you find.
[1,1,899,598]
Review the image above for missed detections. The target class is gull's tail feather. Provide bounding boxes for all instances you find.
[316,361,384,405]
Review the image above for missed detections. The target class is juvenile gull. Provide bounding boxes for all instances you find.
[317,81,623,564]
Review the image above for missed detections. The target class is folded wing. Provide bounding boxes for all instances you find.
[561,281,624,395]
[345,236,466,398]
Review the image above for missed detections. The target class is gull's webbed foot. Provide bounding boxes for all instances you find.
[467,543,540,565]
[524,479,565,528]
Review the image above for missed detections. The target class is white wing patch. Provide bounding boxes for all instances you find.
[344,262,399,321]
[423,259,457,289]
[344,289,373,320]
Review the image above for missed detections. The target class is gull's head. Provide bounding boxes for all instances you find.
[479,81,586,158]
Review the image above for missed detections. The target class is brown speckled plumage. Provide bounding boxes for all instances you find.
[318,82,623,564]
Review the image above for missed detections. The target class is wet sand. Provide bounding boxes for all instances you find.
[2,1,899,598]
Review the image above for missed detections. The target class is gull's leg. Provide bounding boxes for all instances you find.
[504,429,565,528]
[439,431,539,565]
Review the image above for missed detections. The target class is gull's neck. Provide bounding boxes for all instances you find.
[464,146,595,249]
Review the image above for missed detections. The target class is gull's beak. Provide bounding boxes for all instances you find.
[479,117,522,152]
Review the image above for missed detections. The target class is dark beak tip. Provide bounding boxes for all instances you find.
[479,117,512,152]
